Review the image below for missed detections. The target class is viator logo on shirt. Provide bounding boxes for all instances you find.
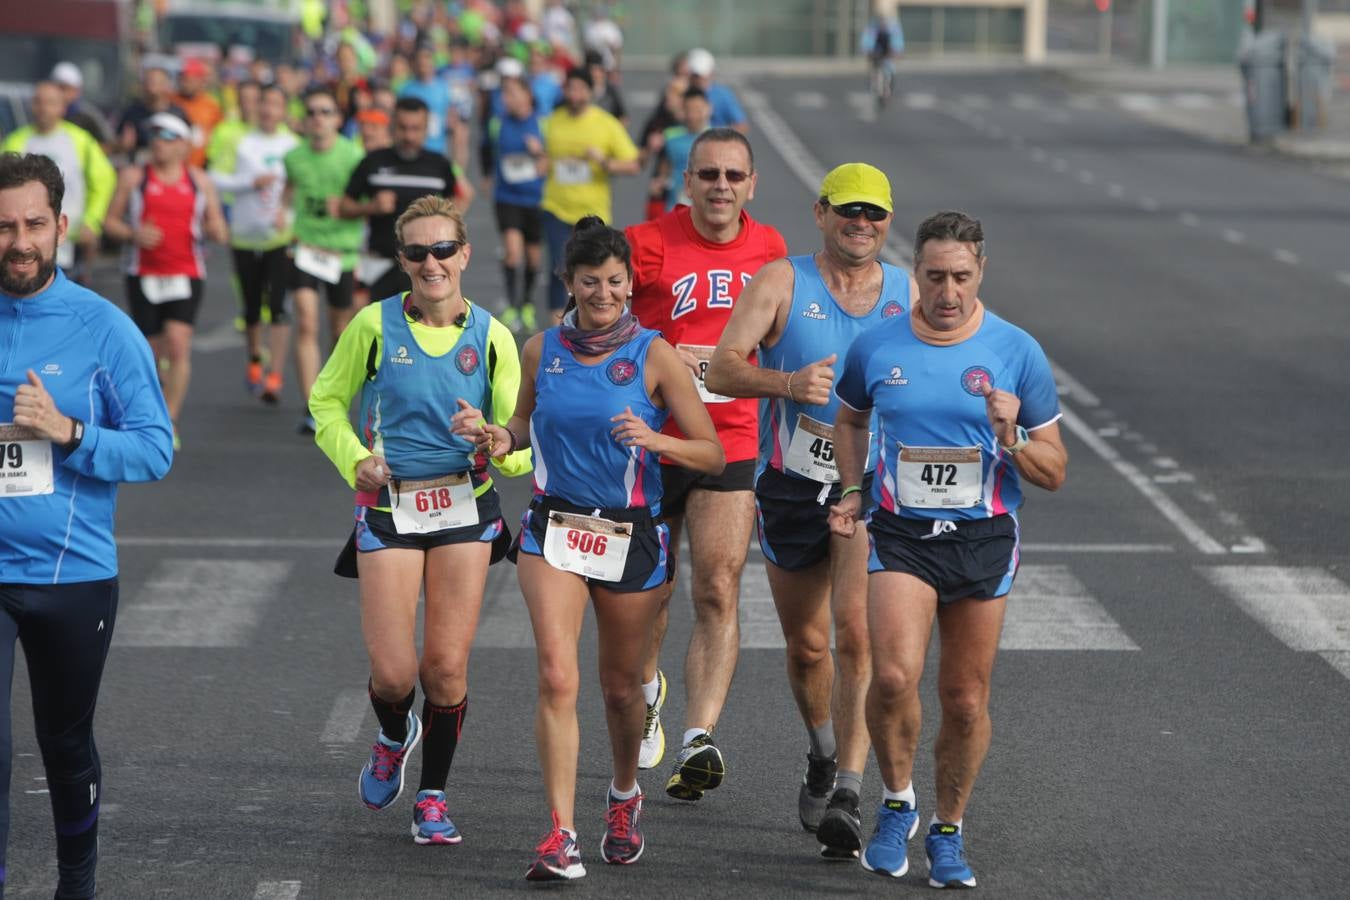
[390,345,414,366]
[802,302,828,320]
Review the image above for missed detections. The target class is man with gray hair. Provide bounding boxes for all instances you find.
[829,210,1067,887]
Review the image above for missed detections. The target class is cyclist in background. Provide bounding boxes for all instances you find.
[860,13,904,110]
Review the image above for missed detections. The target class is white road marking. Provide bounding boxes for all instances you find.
[1051,362,1101,407]
[1067,95,1100,110]
[1223,228,1246,244]
[1173,93,1216,109]
[1002,565,1140,650]
[1179,212,1200,227]
[959,93,992,109]
[1023,543,1174,553]
[1031,147,1048,162]
[1335,271,1350,287]
[1051,157,1069,172]
[1058,408,1226,554]
[1118,93,1160,112]
[1200,566,1350,677]
[1010,93,1040,109]
[793,90,827,109]
[1107,183,1125,198]
[115,559,291,647]
[1274,248,1299,265]
[254,882,303,900]
[320,689,370,743]
[1139,196,1160,211]
[902,91,937,109]
[1078,170,1096,184]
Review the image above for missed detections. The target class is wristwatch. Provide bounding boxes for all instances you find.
[1002,425,1029,455]
[63,419,85,452]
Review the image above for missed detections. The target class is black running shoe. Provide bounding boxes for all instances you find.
[816,787,863,860]
[665,731,725,801]
[798,752,837,832]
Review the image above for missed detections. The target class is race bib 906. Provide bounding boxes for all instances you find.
[542,511,632,582]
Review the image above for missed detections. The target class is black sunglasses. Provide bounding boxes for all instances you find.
[693,167,750,184]
[830,202,889,222]
[305,106,339,117]
[399,240,463,262]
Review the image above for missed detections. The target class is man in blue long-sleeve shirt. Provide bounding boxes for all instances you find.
[0,152,173,900]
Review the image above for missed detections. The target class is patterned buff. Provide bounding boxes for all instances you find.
[559,306,641,356]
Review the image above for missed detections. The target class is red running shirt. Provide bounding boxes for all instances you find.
[127,166,206,278]
[626,206,787,464]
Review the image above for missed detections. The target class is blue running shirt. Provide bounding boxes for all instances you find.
[357,297,495,479]
[835,309,1060,521]
[531,327,667,511]
[757,255,908,484]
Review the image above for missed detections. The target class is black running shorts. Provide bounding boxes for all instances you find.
[866,507,1019,604]
[755,466,874,572]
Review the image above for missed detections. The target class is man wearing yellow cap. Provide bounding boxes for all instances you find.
[705,163,918,858]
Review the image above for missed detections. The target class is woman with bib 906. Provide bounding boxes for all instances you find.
[309,195,530,846]
[464,217,723,881]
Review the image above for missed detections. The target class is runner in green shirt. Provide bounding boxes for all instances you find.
[282,87,367,434]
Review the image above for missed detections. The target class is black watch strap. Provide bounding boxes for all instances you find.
[63,419,85,452]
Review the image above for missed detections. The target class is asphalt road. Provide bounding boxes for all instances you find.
[7,65,1350,898]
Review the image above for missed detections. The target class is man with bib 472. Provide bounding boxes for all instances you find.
[829,210,1067,889]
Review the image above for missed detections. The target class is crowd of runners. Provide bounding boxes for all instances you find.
[2,2,1063,896]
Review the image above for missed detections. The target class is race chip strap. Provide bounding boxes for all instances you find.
[389,472,478,534]
[0,423,55,497]
[542,511,632,582]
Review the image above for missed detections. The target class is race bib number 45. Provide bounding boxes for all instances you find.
[390,473,477,534]
[897,446,983,508]
[542,511,632,582]
[0,423,55,497]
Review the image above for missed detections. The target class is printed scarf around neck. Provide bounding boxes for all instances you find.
[910,298,985,346]
[559,307,641,356]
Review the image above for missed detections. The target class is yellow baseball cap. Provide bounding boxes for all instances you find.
[819,163,892,213]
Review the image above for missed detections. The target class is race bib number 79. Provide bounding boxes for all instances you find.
[0,423,54,497]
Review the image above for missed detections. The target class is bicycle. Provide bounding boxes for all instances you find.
[870,56,894,111]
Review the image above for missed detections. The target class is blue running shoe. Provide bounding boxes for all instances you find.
[861,799,920,877]
[411,789,462,845]
[358,713,422,810]
[926,823,977,888]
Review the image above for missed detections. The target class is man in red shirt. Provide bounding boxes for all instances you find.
[625,128,786,802]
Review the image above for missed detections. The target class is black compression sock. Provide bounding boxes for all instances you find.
[368,680,416,744]
[523,267,539,308]
[502,264,519,309]
[417,695,468,793]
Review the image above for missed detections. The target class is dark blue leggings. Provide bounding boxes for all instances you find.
[1,579,117,900]
[542,210,575,312]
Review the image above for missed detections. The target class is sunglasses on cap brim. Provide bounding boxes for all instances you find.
[829,202,889,222]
